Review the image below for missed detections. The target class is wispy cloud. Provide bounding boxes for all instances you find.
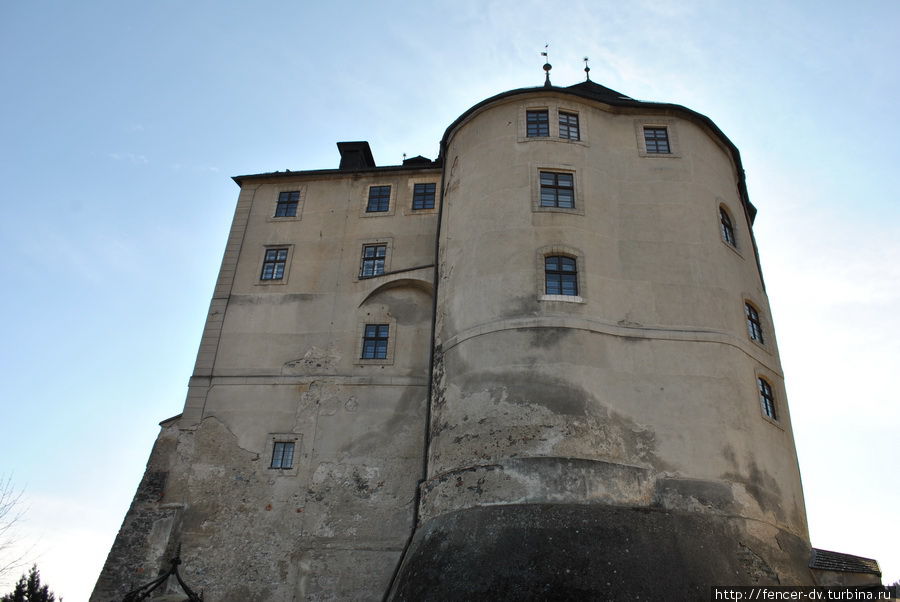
[107,152,148,165]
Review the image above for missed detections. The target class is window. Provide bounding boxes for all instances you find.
[745,302,764,344]
[540,172,575,208]
[361,324,389,359]
[260,248,288,280]
[360,244,386,278]
[758,377,777,420]
[526,110,549,137]
[545,256,578,296]
[559,112,580,140]
[643,127,671,154]
[270,441,295,469]
[274,191,300,217]
[366,185,391,212]
[412,183,436,210]
[720,206,737,247]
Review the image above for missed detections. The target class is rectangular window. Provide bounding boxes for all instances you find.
[745,303,764,343]
[360,244,387,278]
[274,191,300,217]
[412,183,436,210]
[270,441,295,469]
[526,110,549,137]
[540,171,575,208]
[361,324,389,359]
[545,256,578,296]
[260,248,288,280]
[758,378,777,420]
[643,127,671,154]
[366,185,391,212]
[559,112,580,140]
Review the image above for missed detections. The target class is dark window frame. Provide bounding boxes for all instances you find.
[412,182,436,210]
[361,324,390,359]
[545,255,578,296]
[270,441,295,469]
[643,127,671,154]
[260,248,289,281]
[559,111,580,141]
[360,244,387,278]
[274,191,300,217]
[758,377,777,420]
[540,171,575,209]
[366,185,391,213]
[720,207,737,247]
[745,302,764,344]
[526,109,550,137]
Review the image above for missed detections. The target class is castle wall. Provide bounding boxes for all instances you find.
[393,91,813,596]
[93,169,440,601]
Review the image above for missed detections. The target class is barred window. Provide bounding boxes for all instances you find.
[745,303,764,344]
[360,244,386,278]
[412,183,436,210]
[260,248,288,280]
[526,110,549,137]
[545,256,578,296]
[366,185,391,212]
[275,191,300,217]
[540,171,575,208]
[270,441,295,469]
[758,378,777,420]
[643,127,671,154]
[720,207,736,247]
[362,324,390,359]
[559,112,580,140]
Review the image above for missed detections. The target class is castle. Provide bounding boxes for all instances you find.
[92,74,882,600]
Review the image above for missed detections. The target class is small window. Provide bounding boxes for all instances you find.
[274,191,300,217]
[361,324,389,359]
[366,185,391,212]
[758,377,777,420]
[526,110,549,137]
[643,127,671,154]
[745,302,764,344]
[540,172,575,208]
[559,112,580,141]
[720,207,736,247]
[545,256,578,296]
[412,183,436,210]
[260,248,288,280]
[360,244,387,278]
[270,441,295,469]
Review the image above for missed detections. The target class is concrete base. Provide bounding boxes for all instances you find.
[389,504,814,600]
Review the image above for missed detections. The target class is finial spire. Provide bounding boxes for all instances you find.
[584,56,591,81]
[541,44,552,87]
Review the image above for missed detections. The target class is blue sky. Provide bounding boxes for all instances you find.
[1,1,897,598]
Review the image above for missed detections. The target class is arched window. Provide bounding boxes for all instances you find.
[720,206,736,247]
[545,256,578,296]
[745,302,764,344]
[757,377,777,420]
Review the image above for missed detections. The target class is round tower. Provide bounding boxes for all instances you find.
[391,82,813,598]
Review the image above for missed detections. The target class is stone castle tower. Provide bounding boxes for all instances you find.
[92,78,869,600]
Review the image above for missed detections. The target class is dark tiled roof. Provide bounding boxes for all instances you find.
[810,548,881,576]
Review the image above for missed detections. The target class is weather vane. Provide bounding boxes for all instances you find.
[584,56,591,81]
[541,43,552,87]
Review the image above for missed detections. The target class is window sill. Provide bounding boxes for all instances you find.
[540,294,584,304]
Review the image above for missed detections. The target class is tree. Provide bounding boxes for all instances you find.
[0,476,26,582]
[0,565,58,602]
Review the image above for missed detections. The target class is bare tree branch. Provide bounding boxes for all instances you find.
[0,475,29,582]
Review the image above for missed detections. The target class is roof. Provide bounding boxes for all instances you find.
[809,548,881,576]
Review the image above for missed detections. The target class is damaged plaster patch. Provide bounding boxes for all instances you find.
[284,346,341,375]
